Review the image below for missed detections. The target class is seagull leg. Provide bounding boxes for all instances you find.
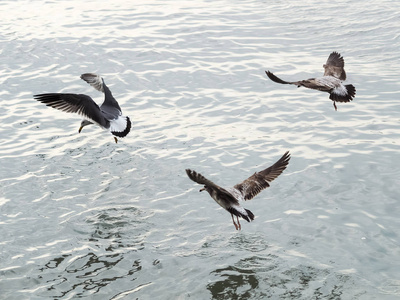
[114,137,118,143]
[333,102,337,111]
[236,216,241,230]
[231,214,239,230]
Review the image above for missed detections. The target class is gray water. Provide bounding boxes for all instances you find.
[1,0,399,299]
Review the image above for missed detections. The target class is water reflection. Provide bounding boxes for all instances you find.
[41,253,142,298]
[208,257,366,299]
[208,264,260,299]
[35,206,150,298]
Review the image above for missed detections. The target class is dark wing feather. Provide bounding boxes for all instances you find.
[81,73,104,93]
[323,52,346,80]
[186,169,222,190]
[33,93,108,127]
[265,71,299,85]
[185,169,235,199]
[81,73,122,113]
[234,151,291,201]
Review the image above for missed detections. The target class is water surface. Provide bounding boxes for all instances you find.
[0,0,399,299]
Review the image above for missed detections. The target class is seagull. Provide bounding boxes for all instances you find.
[34,73,131,143]
[186,151,290,230]
[265,52,356,111]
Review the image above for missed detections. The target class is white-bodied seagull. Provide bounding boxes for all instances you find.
[186,151,290,230]
[34,73,131,143]
[265,52,356,110]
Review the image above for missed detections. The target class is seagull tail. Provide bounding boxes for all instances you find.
[329,84,356,103]
[228,207,255,223]
[110,116,131,138]
[245,209,255,221]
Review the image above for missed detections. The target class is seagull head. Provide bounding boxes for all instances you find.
[199,185,210,193]
[79,119,93,133]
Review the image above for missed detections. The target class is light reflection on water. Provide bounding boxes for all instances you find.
[1,0,400,299]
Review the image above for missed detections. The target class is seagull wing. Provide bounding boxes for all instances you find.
[266,71,333,93]
[34,93,108,128]
[265,71,301,85]
[80,73,104,93]
[323,52,346,80]
[233,151,290,201]
[81,73,123,113]
[185,169,237,203]
[186,169,223,190]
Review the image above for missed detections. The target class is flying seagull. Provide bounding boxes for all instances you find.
[265,52,356,110]
[34,73,131,143]
[186,151,290,230]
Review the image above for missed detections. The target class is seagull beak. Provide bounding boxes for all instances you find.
[199,187,205,192]
[78,126,84,133]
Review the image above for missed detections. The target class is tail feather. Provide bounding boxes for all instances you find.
[110,116,131,137]
[228,207,255,223]
[345,84,356,99]
[245,209,255,221]
[329,84,356,103]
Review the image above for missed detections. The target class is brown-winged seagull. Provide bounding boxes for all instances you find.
[266,52,356,110]
[34,73,131,143]
[186,151,290,230]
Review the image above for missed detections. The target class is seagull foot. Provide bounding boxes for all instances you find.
[231,214,239,230]
[233,222,239,230]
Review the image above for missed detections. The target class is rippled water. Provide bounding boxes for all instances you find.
[1,0,399,299]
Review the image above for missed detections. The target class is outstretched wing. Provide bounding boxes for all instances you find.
[33,93,108,127]
[81,73,122,114]
[186,169,222,190]
[81,73,104,93]
[265,71,300,85]
[266,70,332,92]
[323,52,346,80]
[186,169,239,206]
[233,151,291,201]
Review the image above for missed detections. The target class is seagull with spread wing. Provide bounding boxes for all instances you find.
[186,151,290,230]
[34,73,131,143]
[265,52,356,110]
